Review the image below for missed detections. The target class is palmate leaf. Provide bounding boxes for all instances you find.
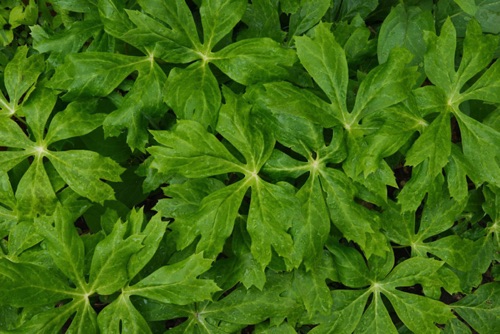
[93,0,296,130]
[313,246,454,334]
[138,271,301,333]
[149,89,302,271]
[4,207,215,333]
[257,96,389,262]
[383,179,477,275]
[49,52,167,152]
[399,18,500,210]
[0,87,124,215]
[262,22,417,202]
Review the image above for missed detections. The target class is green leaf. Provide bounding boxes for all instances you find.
[377,4,434,66]
[259,81,337,128]
[200,0,247,50]
[292,176,330,268]
[137,0,200,50]
[293,252,335,316]
[6,221,43,257]
[247,180,297,267]
[421,235,476,271]
[453,0,478,15]
[455,112,500,187]
[103,61,167,152]
[0,151,31,174]
[405,111,451,177]
[154,178,225,218]
[47,150,125,204]
[127,211,168,279]
[338,0,378,21]
[98,0,138,39]
[48,53,149,100]
[397,160,437,211]
[461,59,500,104]
[9,302,78,334]
[356,104,423,177]
[174,181,247,258]
[328,242,371,288]
[164,62,220,129]
[97,294,152,334]
[383,289,454,334]
[356,291,398,334]
[45,100,105,145]
[288,0,331,39]
[35,206,87,289]
[127,253,220,305]
[239,0,283,41]
[0,46,44,116]
[310,289,370,334]
[31,20,103,66]
[444,318,472,334]
[66,301,98,334]
[350,47,417,122]
[15,158,57,218]
[212,38,297,85]
[295,22,349,124]
[453,282,500,334]
[122,9,200,63]
[22,87,58,142]
[202,272,299,325]
[423,18,457,95]
[0,259,73,307]
[89,220,144,295]
[8,0,37,29]
[383,257,444,289]
[0,117,33,148]
[217,87,274,171]
[149,120,243,178]
[321,169,389,258]
[455,19,498,90]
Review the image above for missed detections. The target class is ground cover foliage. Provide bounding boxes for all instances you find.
[0,0,499,332]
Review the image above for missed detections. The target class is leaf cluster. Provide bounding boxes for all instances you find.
[0,0,499,333]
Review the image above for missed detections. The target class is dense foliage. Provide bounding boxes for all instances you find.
[0,0,499,333]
